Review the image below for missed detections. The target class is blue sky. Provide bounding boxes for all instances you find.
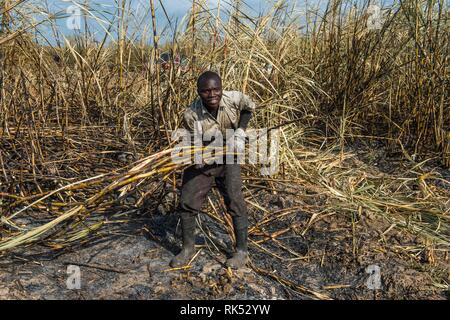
[31,0,323,43]
[27,0,393,44]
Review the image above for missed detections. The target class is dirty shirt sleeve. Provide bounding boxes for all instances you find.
[182,109,196,134]
[236,91,256,112]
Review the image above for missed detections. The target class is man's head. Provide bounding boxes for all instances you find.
[197,71,223,110]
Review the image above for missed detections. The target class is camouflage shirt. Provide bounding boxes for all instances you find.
[183,90,256,136]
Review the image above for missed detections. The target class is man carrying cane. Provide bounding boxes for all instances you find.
[170,71,255,269]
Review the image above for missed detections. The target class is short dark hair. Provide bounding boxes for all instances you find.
[197,71,222,88]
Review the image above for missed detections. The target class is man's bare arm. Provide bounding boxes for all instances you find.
[238,110,252,130]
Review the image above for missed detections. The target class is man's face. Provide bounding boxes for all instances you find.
[197,78,223,110]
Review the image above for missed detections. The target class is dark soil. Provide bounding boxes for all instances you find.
[0,191,448,300]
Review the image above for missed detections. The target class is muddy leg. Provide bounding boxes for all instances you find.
[170,165,214,268]
[216,164,249,268]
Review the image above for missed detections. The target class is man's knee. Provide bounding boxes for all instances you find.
[179,191,202,216]
[224,194,247,218]
[179,166,212,215]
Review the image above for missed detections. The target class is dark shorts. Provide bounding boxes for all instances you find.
[179,163,248,226]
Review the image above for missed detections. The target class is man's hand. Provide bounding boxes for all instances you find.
[228,128,246,152]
